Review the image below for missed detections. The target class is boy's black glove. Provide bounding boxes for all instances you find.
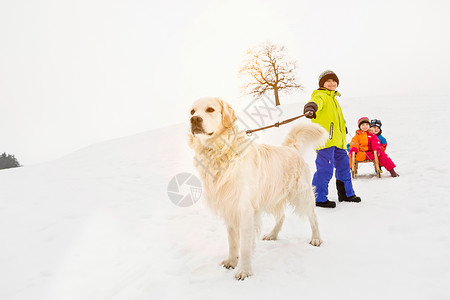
[303,102,318,119]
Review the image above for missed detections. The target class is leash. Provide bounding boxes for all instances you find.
[346,132,372,156]
[245,114,307,136]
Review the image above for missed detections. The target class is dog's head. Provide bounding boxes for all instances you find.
[189,97,236,142]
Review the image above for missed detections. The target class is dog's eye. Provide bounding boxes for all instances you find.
[190,109,195,115]
[206,107,215,113]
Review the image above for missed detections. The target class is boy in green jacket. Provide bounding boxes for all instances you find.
[303,70,361,208]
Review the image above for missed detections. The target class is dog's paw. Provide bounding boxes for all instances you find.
[309,238,323,247]
[221,258,238,269]
[262,233,278,240]
[235,269,253,280]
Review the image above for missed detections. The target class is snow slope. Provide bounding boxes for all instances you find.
[1,96,450,300]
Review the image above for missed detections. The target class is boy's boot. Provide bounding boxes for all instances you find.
[316,200,336,208]
[336,180,362,202]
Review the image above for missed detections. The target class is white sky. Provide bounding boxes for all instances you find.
[1,0,449,165]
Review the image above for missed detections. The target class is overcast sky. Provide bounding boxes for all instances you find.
[1,0,449,165]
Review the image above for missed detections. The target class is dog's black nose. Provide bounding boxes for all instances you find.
[191,116,203,124]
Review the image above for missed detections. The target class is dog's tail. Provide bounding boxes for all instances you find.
[282,122,328,152]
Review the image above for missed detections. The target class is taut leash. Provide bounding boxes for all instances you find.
[346,132,371,156]
[245,114,307,136]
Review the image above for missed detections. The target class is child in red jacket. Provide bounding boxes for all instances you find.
[370,119,387,152]
[370,119,399,176]
[349,117,399,177]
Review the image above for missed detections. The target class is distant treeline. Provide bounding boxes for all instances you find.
[0,152,21,170]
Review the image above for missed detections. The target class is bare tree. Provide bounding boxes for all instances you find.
[239,42,302,106]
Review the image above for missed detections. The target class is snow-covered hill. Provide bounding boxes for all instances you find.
[1,96,449,300]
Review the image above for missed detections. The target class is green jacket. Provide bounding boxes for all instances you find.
[307,89,347,150]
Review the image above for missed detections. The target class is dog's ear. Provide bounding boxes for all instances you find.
[220,99,237,128]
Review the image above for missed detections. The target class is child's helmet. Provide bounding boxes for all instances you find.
[370,119,382,129]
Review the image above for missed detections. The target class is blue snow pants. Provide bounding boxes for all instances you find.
[312,146,355,203]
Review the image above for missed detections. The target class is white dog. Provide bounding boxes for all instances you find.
[188,97,328,280]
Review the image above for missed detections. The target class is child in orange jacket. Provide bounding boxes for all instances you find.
[349,117,399,177]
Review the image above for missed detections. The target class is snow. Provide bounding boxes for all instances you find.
[1,96,450,300]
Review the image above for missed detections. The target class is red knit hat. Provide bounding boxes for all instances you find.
[358,117,370,128]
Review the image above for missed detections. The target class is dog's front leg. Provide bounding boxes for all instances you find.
[308,208,323,246]
[221,225,239,269]
[235,207,254,280]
